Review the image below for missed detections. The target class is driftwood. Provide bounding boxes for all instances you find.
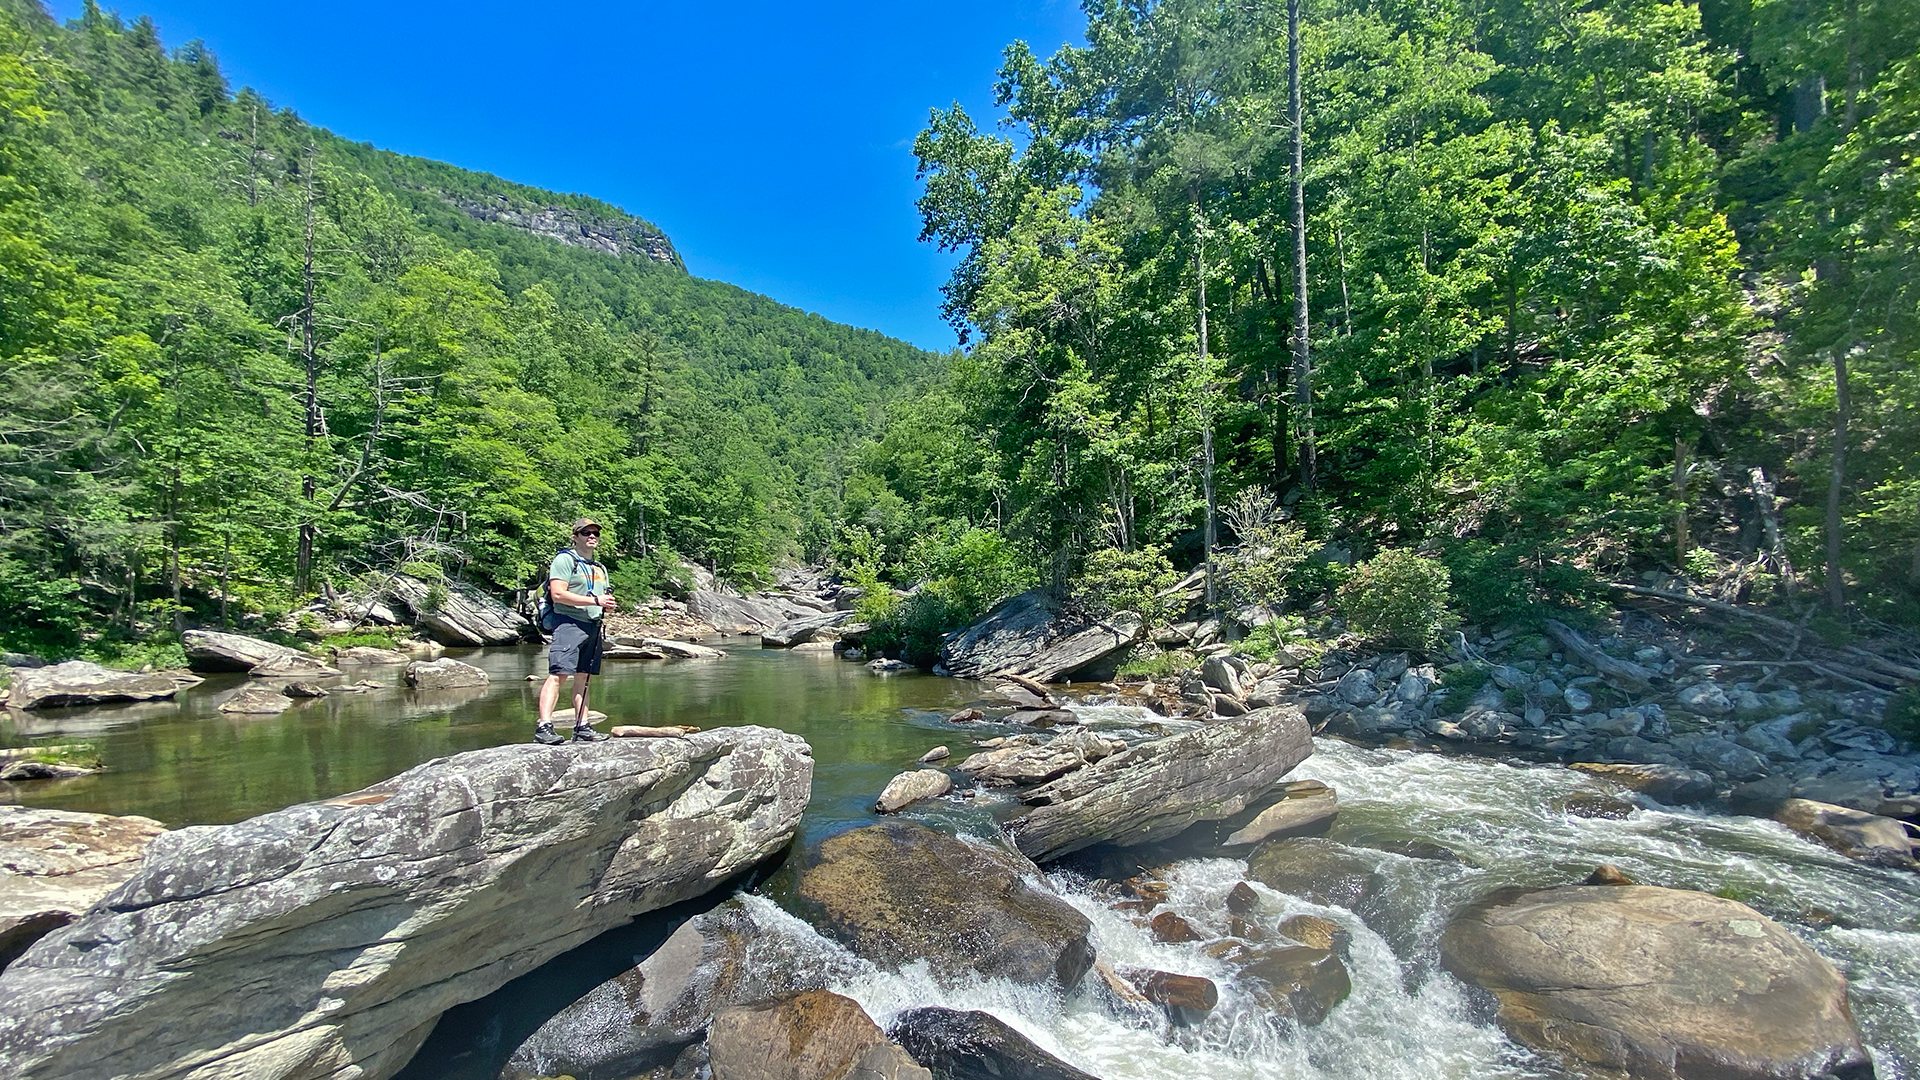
[610,725,700,738]
[997,673,1059,705]
[1543,619,1655,693]
[1607,582,1917,690]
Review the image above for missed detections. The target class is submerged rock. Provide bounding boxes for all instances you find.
[795,823,1094,988]
[1113,966,1219,1026]
[888,1007,1102,1080]
[1230,944,1352,1026]
[1245,838,1384,910]
[247,651,342,679]
[4,661,201,710]
[501,898,855,1080]
[707,990,931,1080]
[1007,706,1313,863]
[1440,884,1870,1080]
[0,728,813,1080]
[0,807,166,972]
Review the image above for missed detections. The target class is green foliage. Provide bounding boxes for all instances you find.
[1233,619,1305,664]
[1074,545,1178,624]
[1286,560,1352,609]
[0,3,938,650]
[1440,540,1601,627]
[1885,686,1920,745]
[1117,644,1197,680]
[0,556,82,655]
[1338,550,1457,648]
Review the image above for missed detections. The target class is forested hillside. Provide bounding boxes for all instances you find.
[839,0,1917,654]
[0,0,941,657]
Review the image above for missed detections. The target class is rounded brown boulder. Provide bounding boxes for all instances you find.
[795,823,1095,988]
[1440,884,1871,1080]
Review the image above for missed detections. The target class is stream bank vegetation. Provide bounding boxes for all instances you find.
[833,0,1918,709]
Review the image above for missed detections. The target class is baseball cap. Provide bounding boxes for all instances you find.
[570,517,603,535]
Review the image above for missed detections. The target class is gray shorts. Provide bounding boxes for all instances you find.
[548,617,603,675]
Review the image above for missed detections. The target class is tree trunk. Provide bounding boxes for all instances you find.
[1673,436,1690,569]
[1255,258,1290,486]
[1287,0,1314,490]
[1826,347,1850,612]
[1195,191,1218,606]
[295,147,319,598]
[1748,465,1793,590]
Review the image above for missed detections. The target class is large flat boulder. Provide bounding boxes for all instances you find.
[0,727,813,1080]
[1440,884,1870,1080]
[795,823,1094,989]
[406,657,488,690]
[181,629,308,672]
[386,574,536,647]
[4,661,201,710]
[938,590,1058,679]
[501,898,855,1080]
[1006,705,1313,863]
[0,807,166,971]
[957,729,1122,787]
[939,591,1143,683]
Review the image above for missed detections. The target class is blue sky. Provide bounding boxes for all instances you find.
[46,1,1089,352]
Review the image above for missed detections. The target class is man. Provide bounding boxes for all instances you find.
[535,517,615,745]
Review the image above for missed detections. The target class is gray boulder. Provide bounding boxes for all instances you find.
[1007,706,1313,862]
[500,899,859,1080]
[958,729,1120,787]
[1773,799,1916,869]
[5,661,202,710]
[0,807,166,972]
[1569,762,1716,805]
[1689,737,1770,781]
[386,574,535,647]
[940,591,1143,682]
[875,769,954,813]
[1676,681,1734,717]
[1246,838,1384,910]
[405,657,488,690]
[1200,654,1249,696]
[0,728,813,1080]
[794,823,1093,988]
[216,686,296,714]
[938,590,1058,679]
[760,610,856,648]
[1216,780,1339,849]
[248,651,343,679]
[330,646,412,665]
[1441,884,1869,1080]
[1335,668,1378,705]
[181,629,308,672]
[708,991,930,1080]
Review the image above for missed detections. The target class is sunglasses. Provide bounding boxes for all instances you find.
[575,529,602,538]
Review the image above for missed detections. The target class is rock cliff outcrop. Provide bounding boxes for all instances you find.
[447,193,682,267]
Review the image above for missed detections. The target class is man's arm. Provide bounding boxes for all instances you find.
[551,578,614,609]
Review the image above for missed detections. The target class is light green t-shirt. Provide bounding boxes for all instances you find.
[548,550,608,622]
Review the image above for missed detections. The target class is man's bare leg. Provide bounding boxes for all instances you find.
[538,674,563,725]
[571,674,592,726]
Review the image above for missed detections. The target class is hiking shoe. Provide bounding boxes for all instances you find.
[533,724,566,746]
[572,725,609,742]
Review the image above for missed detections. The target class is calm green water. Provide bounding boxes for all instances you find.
[0,640,989,845]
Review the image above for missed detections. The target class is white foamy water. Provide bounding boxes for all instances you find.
[754,731,1920,1080]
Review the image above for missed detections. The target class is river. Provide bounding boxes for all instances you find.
[4,642,1916,1079]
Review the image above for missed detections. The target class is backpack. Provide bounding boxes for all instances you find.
[535,549,597,631]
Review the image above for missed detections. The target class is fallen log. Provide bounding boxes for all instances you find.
[1543,620,1655,693]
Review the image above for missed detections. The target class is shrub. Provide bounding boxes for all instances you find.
[1887,686,1920,746]
[1074,545,1178,623]
[1220,489,1311,606]
[1338,549,1456,648]
[399,560,445,582]
[1117,644,1195,680]
[0,556,83,656]
[901,526,1035,625]
[323,631,401,651]
[1285,558,1351,608]
[1440,539,1600,626]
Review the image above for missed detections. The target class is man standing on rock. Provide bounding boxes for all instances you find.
[535,518,614,744]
